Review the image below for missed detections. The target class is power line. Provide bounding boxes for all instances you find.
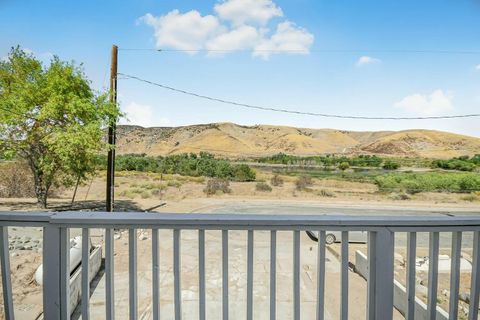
[118,73,480,121]
[118,48,480,55]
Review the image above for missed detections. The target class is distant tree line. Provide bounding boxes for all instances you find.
[96,152,256,181]
[253,153,480,172]
[431,155,480,172]
[374,172,480,194]
[254,153,384,167]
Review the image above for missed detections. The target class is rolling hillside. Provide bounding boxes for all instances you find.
[114,123,480,159]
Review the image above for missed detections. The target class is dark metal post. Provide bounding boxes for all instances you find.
[106,45,118,212]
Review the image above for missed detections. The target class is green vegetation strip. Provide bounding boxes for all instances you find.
[96,153,256,182]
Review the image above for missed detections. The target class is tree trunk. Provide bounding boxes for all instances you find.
[35,186,48,209]
[26,154,51,209]
[32,167,48,209]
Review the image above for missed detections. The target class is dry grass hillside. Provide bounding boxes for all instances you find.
[115,123,480,159]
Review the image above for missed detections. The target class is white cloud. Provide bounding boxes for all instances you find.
[140,11,223,52]
[475,64,480,71]
[253,21,314,59]
[395,90,454,115]
[139,0,313,59]
[356,56,381,67]
[214,0,283,26]
[206,25,262,52]
[120,102,170,128]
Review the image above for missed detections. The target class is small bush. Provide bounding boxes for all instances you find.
[461,193,479,202]
[140,191,151,199]
[383,160,400,170]
[167,181,182,188]
[256,182,272,192]
[295,175,313,190]
[0,162,36,198]
[388,192,411,200]
[318,189,335,197]
[119,190,136,199]
[233,164,256,182]
[204,179,231,195]
[270,174,284,186]
[338,162,350,171]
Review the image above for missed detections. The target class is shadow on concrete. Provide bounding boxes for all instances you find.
[0,199,145,212]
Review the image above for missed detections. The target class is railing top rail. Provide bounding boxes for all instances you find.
[0,211,479,230]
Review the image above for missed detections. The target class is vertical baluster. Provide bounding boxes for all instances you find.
[105,228,115,320]
[247,230,254,320]
[82,228,90,320]
[367,231,376,320]
[406,232,417,320]
[367,230,394,320]
[222,230,229,320]
[316,231,326,320]
[174,229,182,320]
[43,226,70,320]
[152,229,160,320]
[427,232,439,320]
[0,227,14,320]
[449,232,462,320]
[129,229,138,320]
[340,231,349,320]
[293,230,300,320]
[199,230,206,320]
[60,228,71,320]
[270,230,277,320]
[469,231,480,320]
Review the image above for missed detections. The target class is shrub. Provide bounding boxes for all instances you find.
[383,160,400,170]
[388,192,411,200]
[431,159,476,172]
[461,194,479,202]
[338,162,350,171]
[459,175,480,192]
[204,179,231,195]
[270,174,284,186]
[318,189,335,197]
[0,162,36,198]
[140,191,151,199]
[295,175,313,190]
[233,164,256,182]
[374,172,480,194]
[167,181,182,188]
[119,190,136,199]
[255,182,272,192]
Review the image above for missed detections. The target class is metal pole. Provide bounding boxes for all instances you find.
[106,45,118,212]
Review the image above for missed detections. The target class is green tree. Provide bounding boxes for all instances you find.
[0,47,119,208]
[338,162,350,171]
[383,160,400,170]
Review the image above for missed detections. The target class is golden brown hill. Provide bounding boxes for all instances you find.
[115,123,480,159]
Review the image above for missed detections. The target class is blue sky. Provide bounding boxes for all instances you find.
[1,0,480,136]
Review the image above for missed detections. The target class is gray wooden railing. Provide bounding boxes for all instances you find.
[0,212,479,320]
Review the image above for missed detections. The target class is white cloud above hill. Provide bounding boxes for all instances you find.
[395,90,454,115]
[120,102,170,128]
[139,0,313,59]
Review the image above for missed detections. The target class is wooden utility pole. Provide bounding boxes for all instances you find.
[106,45,118,212]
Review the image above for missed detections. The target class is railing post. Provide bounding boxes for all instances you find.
[43,226,70,320]
[0,227,14,320]
[367,229,394,320]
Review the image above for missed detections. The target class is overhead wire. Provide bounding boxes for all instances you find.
[118,48,480,55]
[117,73,480,120]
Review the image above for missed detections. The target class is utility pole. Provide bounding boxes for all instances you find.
[106,45,118,212]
